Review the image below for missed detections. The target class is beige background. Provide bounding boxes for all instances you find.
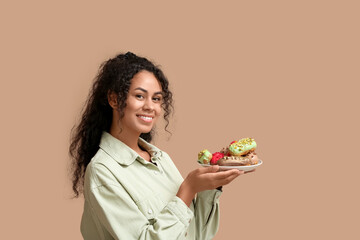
[1,0,359,239]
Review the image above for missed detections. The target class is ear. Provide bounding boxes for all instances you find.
[107,91,118,109]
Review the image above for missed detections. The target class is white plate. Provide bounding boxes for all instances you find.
[199,159,263,172]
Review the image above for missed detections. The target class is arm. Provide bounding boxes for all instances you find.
[175,166,242,239]
[176,165,241,206]
[85,164,193,240]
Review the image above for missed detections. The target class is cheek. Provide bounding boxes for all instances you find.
[155,105,162,116]
[126,99,143,111]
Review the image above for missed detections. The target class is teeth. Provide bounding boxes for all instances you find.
[138,115,153,120]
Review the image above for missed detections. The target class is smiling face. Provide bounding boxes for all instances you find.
[119,70,163,136]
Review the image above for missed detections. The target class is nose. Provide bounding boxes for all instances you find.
[143,97,154,111]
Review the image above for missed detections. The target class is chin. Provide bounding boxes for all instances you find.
[141,130,152,134]
[138,126,153,134]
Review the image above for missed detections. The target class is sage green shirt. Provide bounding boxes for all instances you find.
[81,132,221,240]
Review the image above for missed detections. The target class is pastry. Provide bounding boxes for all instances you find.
[217,156,252,166]
[228,138,257,156]
[197,138,260,166]
[245,151,259,165]
[210,152,225,165]
[198,149,212,164]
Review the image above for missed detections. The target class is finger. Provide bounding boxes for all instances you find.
[198,165,219,173]
[211,169,241,180]
[219,170,243,186]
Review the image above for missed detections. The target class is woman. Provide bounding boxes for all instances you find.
[69,52,244,240]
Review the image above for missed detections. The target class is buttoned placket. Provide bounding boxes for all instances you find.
[151,156,164,175]
[136,154,163,176]
[149,151,164,175]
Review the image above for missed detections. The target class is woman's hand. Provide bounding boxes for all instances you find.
[176,166,244,206]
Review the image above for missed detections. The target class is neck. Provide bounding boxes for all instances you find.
[109,124,142,153]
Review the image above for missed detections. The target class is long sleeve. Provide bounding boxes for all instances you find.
[81,163,194,240]
[81,132,222,239]
[192,190,222,240]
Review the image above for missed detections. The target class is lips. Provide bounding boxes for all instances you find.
[136,114,154,123]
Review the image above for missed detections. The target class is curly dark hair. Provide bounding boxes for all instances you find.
[69,52,173,197]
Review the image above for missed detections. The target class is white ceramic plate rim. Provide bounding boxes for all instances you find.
[199,159,263,172]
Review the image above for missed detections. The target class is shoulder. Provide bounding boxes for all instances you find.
[84,149,121,189]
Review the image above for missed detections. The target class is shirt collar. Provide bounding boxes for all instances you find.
[99,131,162,166]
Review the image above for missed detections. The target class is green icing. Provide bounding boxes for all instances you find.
[229,138,257,155]
[198,149,212,164]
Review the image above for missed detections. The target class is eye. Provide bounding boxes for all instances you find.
[152,96,162,102]
[135,94,144,99]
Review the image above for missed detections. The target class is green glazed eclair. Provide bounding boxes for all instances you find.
[228,138,257,156]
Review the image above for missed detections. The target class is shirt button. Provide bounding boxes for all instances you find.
[148,209,153,214]
[154,171,158,175]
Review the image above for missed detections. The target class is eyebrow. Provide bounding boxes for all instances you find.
[134,87,163,95]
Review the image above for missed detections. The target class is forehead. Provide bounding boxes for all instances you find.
[130,71,162,92]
